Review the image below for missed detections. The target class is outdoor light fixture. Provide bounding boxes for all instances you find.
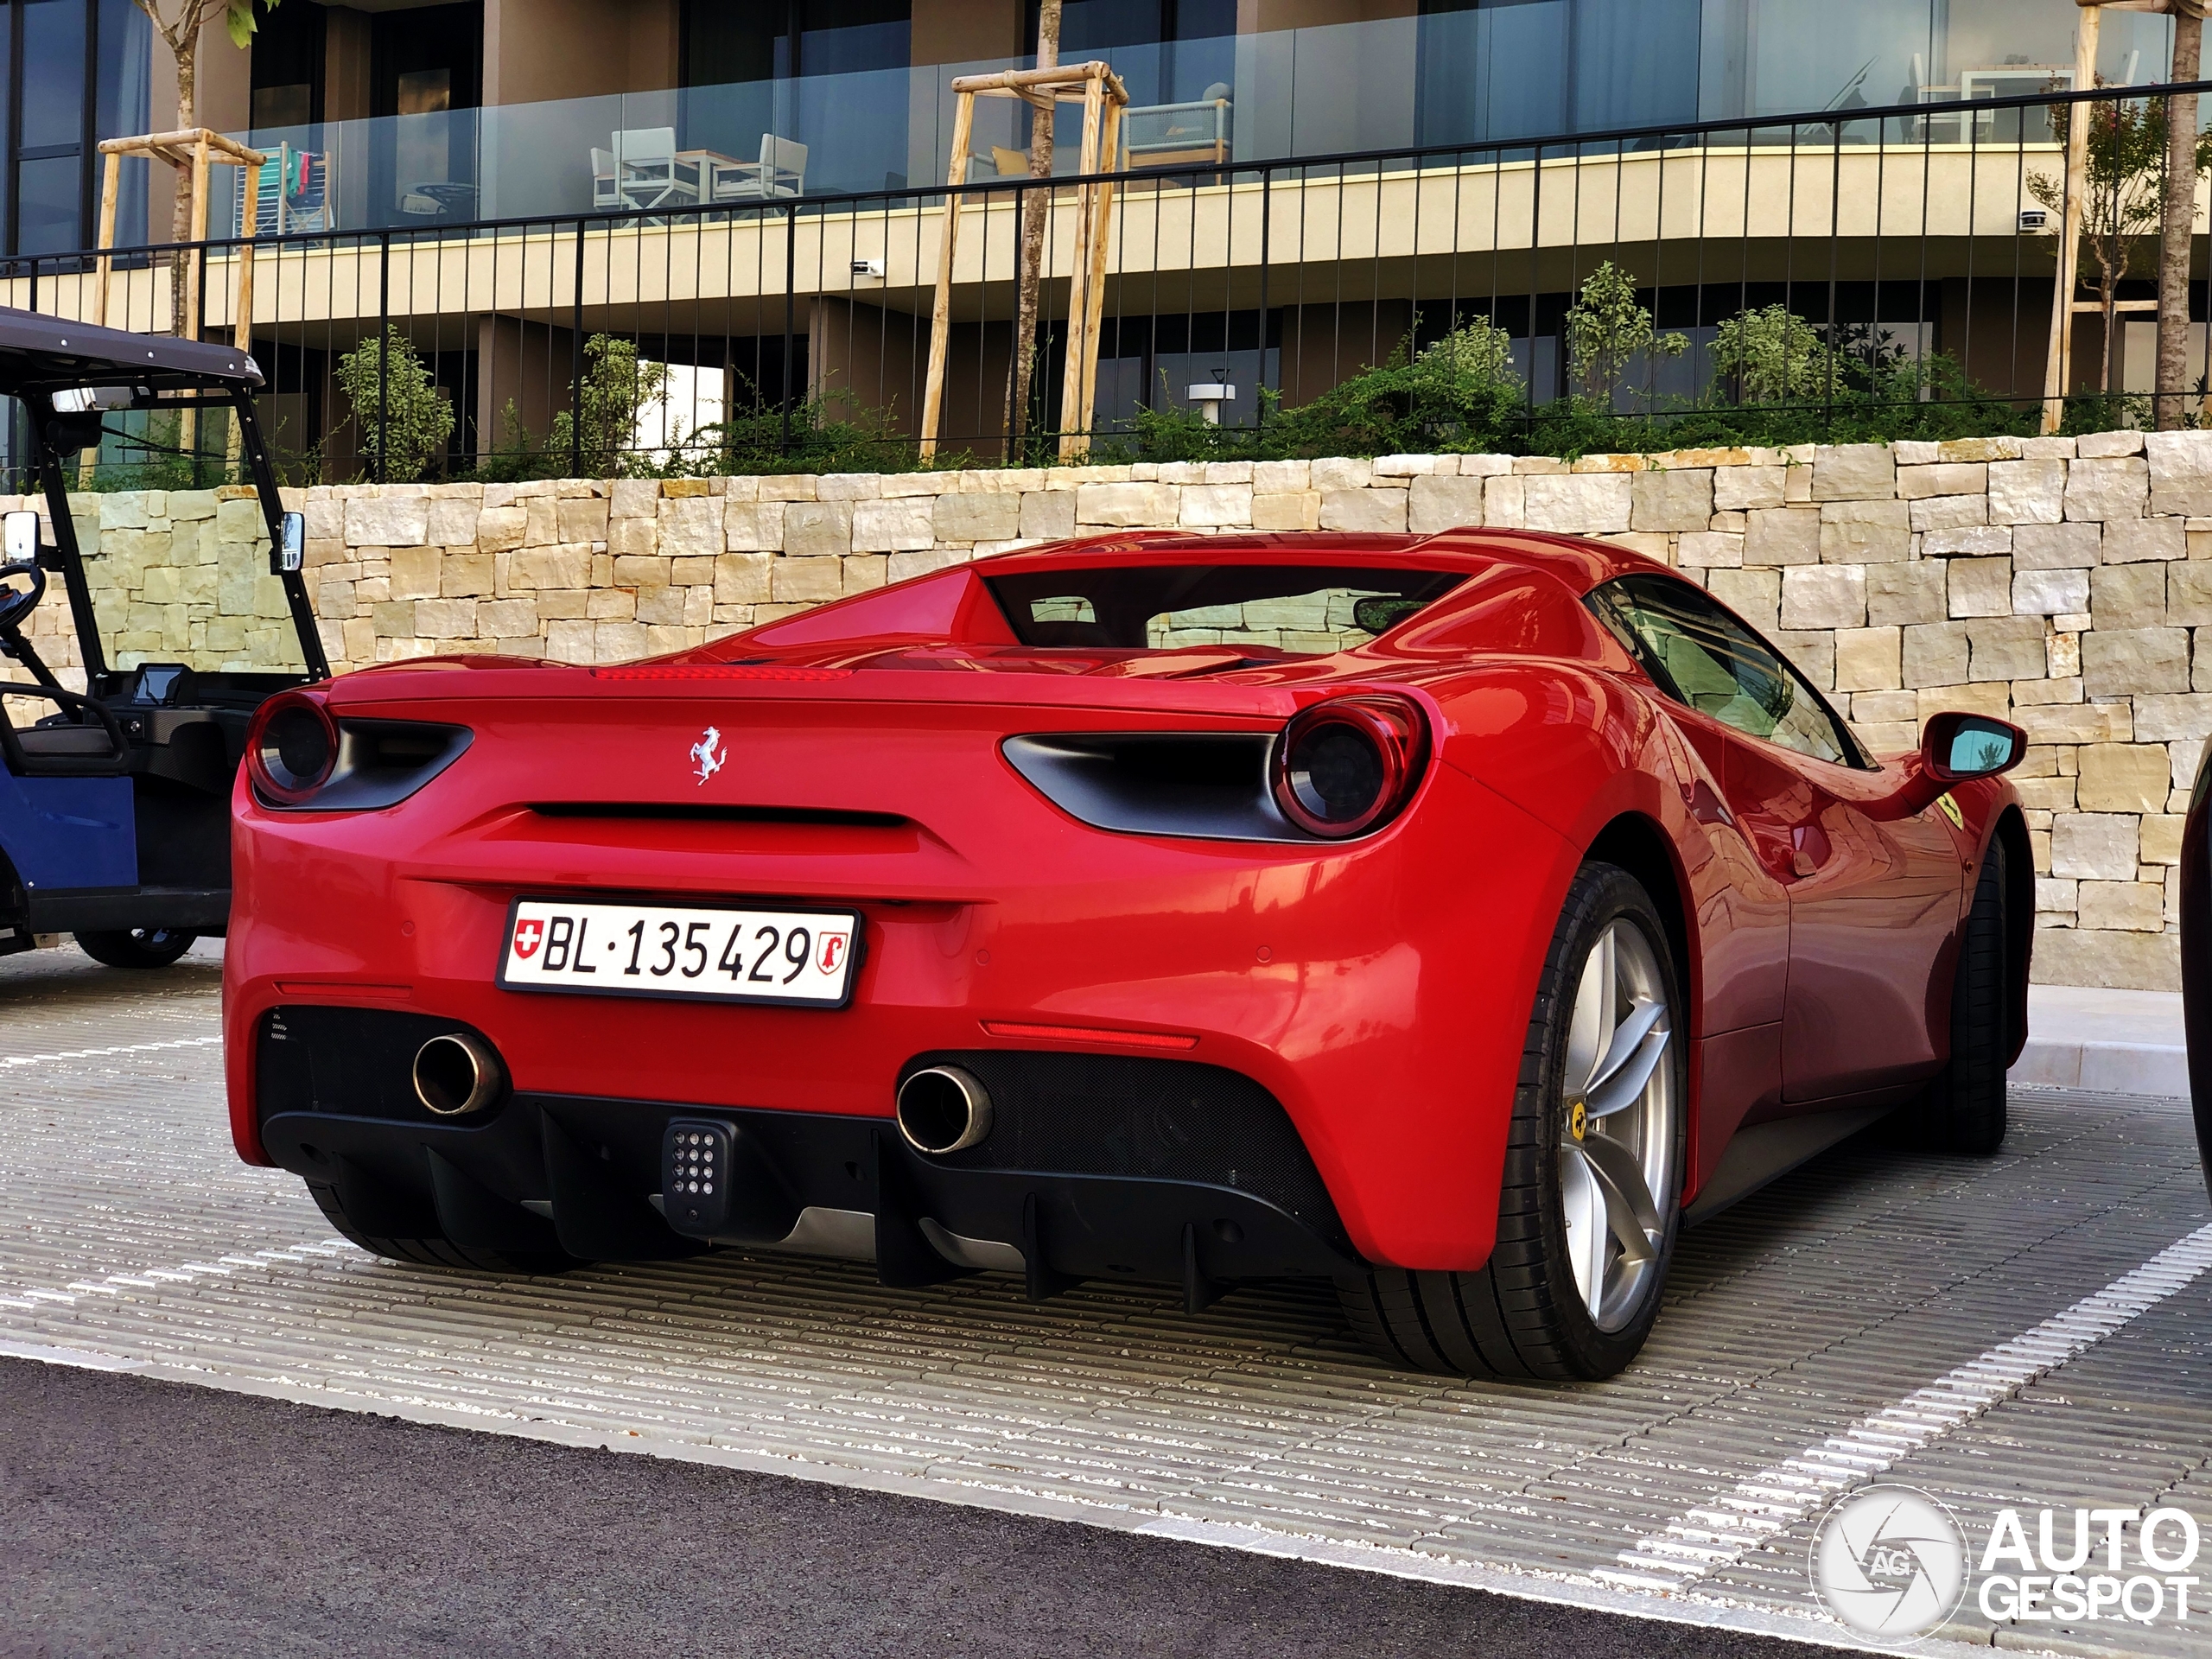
[1186,382,1236,423]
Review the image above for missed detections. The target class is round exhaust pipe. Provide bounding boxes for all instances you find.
[895,1065,992,1154]
[413,1032,505,1116]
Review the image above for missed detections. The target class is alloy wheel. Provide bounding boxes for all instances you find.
[1557,918,1677,1332]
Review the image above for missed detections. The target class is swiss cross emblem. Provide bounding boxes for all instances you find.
[513,918,543,959]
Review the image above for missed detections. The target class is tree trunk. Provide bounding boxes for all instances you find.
[2157,4,2203,429]
[168,29,197,338]
[1004,0,1062,461]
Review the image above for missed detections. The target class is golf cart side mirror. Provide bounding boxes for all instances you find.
[2,510,36,563]
[1885,711,2026,820]
[274,511,305,575]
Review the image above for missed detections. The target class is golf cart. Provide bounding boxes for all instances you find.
[0,306,327,968]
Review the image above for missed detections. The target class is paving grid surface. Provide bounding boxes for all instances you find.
[3,941,2211,1657]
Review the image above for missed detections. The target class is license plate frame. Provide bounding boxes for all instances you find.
[495,894,862,1009]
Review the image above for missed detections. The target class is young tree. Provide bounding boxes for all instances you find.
[335,325,453,483]
[2031,89,2171,398]
[2158,1,2209,429]
[1564,261,1687,407]
[1005,0,1063,459]
[1710,304,1840,404]
[130,0,282,334]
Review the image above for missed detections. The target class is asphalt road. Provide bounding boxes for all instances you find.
[0,1356,1836,1659]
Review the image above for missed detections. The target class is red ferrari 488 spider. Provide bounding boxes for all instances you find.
[226,528,2030,1381]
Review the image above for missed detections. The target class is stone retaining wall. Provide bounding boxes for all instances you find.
[20,433,2212,991]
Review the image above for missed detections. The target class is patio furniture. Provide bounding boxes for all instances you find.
[401,181,478,219]
[709,135,808,203]
[1910,59,2075,143]
[613,128,696,209]
[590,146,619,210]
[1122,87,1230,169]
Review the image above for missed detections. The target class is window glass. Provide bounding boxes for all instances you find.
[79,493,309,675]
[21,0,85,149]
[15,154,80,254]
[988,564,1464,655]
[1591,574,1859,766]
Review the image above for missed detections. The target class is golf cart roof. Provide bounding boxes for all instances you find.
[0,306,262,398]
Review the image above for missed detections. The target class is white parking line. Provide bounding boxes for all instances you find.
[1,1034,223,1068]
[1602,1220,2212,1594]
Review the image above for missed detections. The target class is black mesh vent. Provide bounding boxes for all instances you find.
[257,1006,506,1127]
[908,1051,1347,1249]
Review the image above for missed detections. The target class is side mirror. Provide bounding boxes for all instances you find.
[273,511,305,575]
[2,510,36,563]
[1922,711,2025,782]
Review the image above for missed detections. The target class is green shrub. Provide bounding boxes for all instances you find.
[334,325,454,483]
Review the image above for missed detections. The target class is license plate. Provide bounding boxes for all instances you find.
[497,897,861,1007]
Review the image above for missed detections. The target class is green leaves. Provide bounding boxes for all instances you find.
[1564,262,1688,406]
[334,325,454,484]
[225,0,275,51]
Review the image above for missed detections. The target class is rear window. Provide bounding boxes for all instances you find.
[987,565,1465,655]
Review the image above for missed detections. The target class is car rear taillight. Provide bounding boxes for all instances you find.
[246,690,338,805]
[1271,694,1427,839]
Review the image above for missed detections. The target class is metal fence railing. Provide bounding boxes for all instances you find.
[4,78,2205,487]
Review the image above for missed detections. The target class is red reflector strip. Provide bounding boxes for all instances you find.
[979,1020,1198,1051]
[275,982,413,999]
[591,664,851,681]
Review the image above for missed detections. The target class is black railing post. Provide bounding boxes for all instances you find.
[26,257,35,315]
[376,231,391,486]
[570,219,586,478]
[781,200,798,456]
[1255,167,1271,435]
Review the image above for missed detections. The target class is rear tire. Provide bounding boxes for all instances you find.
[1916,837,2011,1155]
[76,927,195,969]
[1339,861,1687,1381]
[309,1182,581,1277]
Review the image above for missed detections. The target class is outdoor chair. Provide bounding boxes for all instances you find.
[614,128,696,210]
[590,146,620,210]
[709,134,807,203]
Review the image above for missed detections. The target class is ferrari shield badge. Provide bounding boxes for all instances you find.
[690,726,726,785]
[1936,792,1964,830]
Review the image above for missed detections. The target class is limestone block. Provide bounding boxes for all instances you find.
[1897,462,1986,499]
[713,553,772,604]
[1251,460,1312,493]
[2142,814,2187,864]
[1707,569,1781,630]
[1522,474,1632,533]
[2078,430,2145,459]
[1820,499,1910,563]
[1851,689,1919,723]
[2064,456,2148,521]
[1938,437,2024,462]
[1375,454,1447,476]
[850,498,935,553]
[724,501,785,553]
[612,555,671,588]
[2082,626,2190,696]
[591,620,648,663]
[1676,531,1744,569]
[1770,629,1835,690]
[2170,563,2212,626]
[1482,475,1525,527]
[657,495,722,559]
[2171,737,2206,788]
[1311,458,1374,492]
[842,554,889,593]
[1911,494,1987,533]
[1077,481,1179,526]
[2091,563,2166,629]
[2099,516,2185,566]
[931,491,1021,541]
[2143,429,2212,517]
[1457,454,1515,477]
[2130,692,2212,741]
[2033,926,2180,991]
[1203,462,1254,485]
[1179,485,1254,529]
[1630,468,1713,531]
[388,545,442,601]
[1321,488,1408,533]
[316,578,355,617]
[816,473,883,500]
[476,505,527,552]
[1713,465,1786,511]
[2012,521,2101,570]
[2013,567,2088,616]
[1601,532,1671,563]
[2051,813,2142,880]
[423,497,477,548]
[1253,492,1321,531]
[1986,459,2067,525]
[1967,615,2045,682]
[442,552,495,597]
[758,475,818,501]
[1570,453,1645,474]
[587,588,632,621]
[608,478,659,520]
[509,544,592,590]
[412,597,476,639]
[1947,558,2012,618]
[2015,699,2132,743]
[1020,490,1077,540]
[1745,506,1820,565]
[607,515,659,560]
[782,500,855,559]
[1903,621,1968,688]
[2077,743,2171,812]
[771,556,844,602]
[1866,562,1948,626]
[1779,563,1866,630]
[1515,456,1570,474]
[557,497,610,544]
[1408,474,1488,533]
[1811,443,1896,499]
[479,597,539,638]
[1834,626,1902,691]
[887,547,973,583]
[345,495,429,547]
[2077,880,2164,931]
[521,497,559,547]
[2014,775,2078,812]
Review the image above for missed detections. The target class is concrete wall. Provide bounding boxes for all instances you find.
[23,429,2212,992]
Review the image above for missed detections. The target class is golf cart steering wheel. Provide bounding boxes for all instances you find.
[0,559,43,632]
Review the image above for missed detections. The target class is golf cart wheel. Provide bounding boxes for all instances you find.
[76,927,196,969]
